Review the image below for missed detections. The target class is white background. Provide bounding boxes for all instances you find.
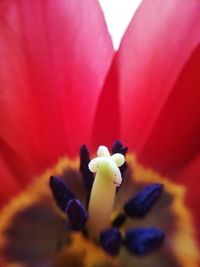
[98,0,142,49]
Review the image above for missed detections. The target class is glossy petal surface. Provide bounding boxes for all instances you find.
[93,0,200,174]
[0,0,114,202]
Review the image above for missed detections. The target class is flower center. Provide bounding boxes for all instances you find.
[50,143,165,258]
[0,142,199,267]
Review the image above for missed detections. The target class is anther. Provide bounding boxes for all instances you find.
[112,140,128,177]
[112,140,128,156]
[124,227,165,255]
[65,199,88,231]
[79,145,94,193]
[49,176,75,211]
[100,228,122,256]
[112,213,127,228]
[124,183,163,218]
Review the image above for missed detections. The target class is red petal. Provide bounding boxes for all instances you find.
[94,0,200,173]
[0,0,114,194]
[139,45,200,174]
[92,57,121,150]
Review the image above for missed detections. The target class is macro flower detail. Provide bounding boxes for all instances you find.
[65,198,88,231]
[48,143,165,259]
[100,228,123,256]
[50,176,75,212]
[80,145,94,194]
[124,183,164,218]
[0,0,200,266]
[124,227,165,255]
[0,141,199,266]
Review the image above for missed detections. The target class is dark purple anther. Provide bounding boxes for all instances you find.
[65,199,88,231]
[124,227,165,255]
[100,228,123,256]
[112,140,128,178]
[112,213,127,228]
[112,140,128,156]
[124,183,163,218]
[49,176,75,211]
[79,145,94,193]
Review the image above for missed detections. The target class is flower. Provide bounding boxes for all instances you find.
[0,0,200,266]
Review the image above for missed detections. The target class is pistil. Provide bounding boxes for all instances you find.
[87,146,125,236]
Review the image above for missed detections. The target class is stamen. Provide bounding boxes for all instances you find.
[65,199,88,231]
[124,227,165,255]
[100,228,122,256]
[79,145,94,193]
[112,140,128,155]
[112,140,128,176]
[112,213,127,228]
[49,176,75,211]
[124,183,163,218]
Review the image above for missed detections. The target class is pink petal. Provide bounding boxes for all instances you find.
[0,0,114,195]
[139,44,200,174]
[91,57,121,149]
[93,0,200,174]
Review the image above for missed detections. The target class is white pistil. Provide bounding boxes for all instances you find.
[88,146,125,236]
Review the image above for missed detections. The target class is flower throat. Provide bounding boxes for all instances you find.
[50,141,165,257]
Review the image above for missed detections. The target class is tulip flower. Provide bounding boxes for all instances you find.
[0,0,200,266]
